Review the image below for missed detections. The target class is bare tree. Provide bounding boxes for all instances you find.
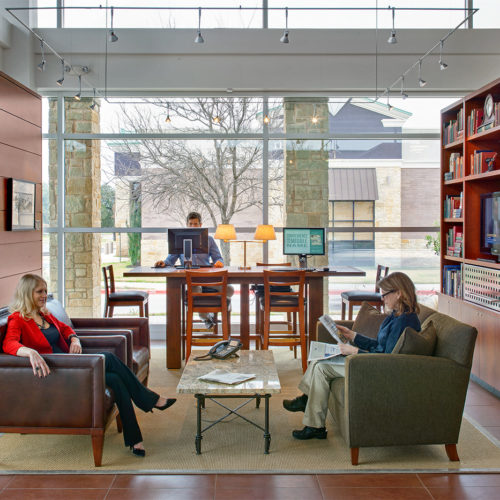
[113,97,283,262]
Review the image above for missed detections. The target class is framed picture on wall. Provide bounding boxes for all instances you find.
[7,178,36,231]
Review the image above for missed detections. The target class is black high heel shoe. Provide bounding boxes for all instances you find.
[154,398,177,411]
[130,445,146,457]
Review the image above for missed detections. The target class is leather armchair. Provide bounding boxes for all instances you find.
[46,296,151,385]
[317,307,477,465]
[0,308,128,466]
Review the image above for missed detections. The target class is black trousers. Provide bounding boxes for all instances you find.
[102,352,159,447]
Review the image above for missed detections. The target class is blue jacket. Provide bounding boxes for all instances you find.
[164,236,223,267]
[353,311,421,354]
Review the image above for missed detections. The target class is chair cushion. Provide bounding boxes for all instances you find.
[259,295,300,308]
[192,296,231,307]
[252,285,292,296]
[352,302,388,339]
[132,346,150,374]
[46,296,75,328]
[392,320,437,356]
[341,290,382,302]
[109,291,148,302]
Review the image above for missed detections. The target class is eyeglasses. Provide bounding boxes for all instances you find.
[381,290,396,298]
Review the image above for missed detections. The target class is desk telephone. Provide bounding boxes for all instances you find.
[194,339,242,361]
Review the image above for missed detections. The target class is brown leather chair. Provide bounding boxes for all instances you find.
[46,296,151,386]
[341,265,389,320]
[185,269,230,360]
[102,264,149,318]
[0,307,128,467]
[259,270,308,372]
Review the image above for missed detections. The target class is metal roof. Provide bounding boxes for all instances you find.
[329,168,379,201]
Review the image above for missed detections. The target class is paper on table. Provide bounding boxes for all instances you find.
[197,369,256,385]
[308,341,344,362]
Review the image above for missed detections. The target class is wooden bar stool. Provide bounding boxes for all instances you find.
[341,264,389,320]
[259,269,307,373]
[185,269,231,360]
[102,264,149,318]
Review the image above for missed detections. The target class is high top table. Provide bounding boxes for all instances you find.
[124,265,365,368]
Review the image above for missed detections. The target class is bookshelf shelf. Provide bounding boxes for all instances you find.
[440,77,500,392]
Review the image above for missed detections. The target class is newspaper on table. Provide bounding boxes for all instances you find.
[319,314,348,344]
[308,341,345,362]
[197,369,256,385]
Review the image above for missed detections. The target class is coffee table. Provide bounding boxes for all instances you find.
[177,350,281,454]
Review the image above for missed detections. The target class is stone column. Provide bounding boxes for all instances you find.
[284,98,330,308]
[49,98,101,317]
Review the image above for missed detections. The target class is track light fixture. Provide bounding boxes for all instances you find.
[439,40,448,70]
[195,7,204,43]
[212,115,221,124]
[56,59,65,86]
[263,114,270,124]
[280,7,289,43]
[74,75,82,101]
[400,76,408,99]
[89,88,97,110]
[165,102,171,123]
[387,7,397,44]
[418,60,427,87]
[37,40,46,72]
[109,7,118,42]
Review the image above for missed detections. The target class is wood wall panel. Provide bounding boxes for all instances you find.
[0,110,42,156]
[0,73,42,307]
[0,71,41,127]
[0,143,42,182]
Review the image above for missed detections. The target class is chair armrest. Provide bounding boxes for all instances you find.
[75,329,133,369]
[79,335,128,366]
[344,354,471,447]
[71,317,150,353]
[0,353,107,429]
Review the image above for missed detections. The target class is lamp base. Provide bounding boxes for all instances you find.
[238,265,251,270]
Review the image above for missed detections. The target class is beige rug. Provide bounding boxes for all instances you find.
[1,347,500,473]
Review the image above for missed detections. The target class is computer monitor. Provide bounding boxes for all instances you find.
[168,228,209,257]
[283,227,326,266]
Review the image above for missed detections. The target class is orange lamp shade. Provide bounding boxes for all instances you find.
[254,224,276,241]
[214,224,237,242]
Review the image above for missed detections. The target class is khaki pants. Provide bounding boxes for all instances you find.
[298,360,345,428]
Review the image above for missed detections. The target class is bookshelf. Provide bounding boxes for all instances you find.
[439,77,500,391]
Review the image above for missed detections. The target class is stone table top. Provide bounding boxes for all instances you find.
[176,350,282,395]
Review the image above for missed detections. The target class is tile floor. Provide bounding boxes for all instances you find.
[1,380,500,500]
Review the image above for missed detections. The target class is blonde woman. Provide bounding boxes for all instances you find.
[283,272,421,440]
[3,274,176,457]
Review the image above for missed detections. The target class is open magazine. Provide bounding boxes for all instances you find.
[319,314,348,344]
[308,341,345,362]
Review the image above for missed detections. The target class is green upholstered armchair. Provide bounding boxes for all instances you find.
[318,308,477,465]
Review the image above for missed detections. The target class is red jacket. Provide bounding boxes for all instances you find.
[3,311,76,356]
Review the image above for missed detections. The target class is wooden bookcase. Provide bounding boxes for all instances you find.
[440,77,500,392]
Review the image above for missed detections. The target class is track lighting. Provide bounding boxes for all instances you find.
[418,60,427,87]
[195,7,204,43]
[37,40,46,72]
[108,7,118,42]
[439,40,448,70]
[387,7,397,44]
[212,115,221,124]
[89,88,97,110]
[74,74,82,101]
[263,114,270,124]
[400,76,408,99]
[280,7,289,43]
[165,102,171,123]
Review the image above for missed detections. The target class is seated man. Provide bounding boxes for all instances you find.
[155,211,234,329]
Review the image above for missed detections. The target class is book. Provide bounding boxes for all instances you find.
[197,369,256,385]
[308,341,344,362]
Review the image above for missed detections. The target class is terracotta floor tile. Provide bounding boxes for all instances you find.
[216,473,319,489]
[0,489,107,500]
[0,477,13,489]
[465,384,500,407]
[112,474,215,489]
[418,473,500,488]
[465,406,500,426]
[214,487,322,500]
[320,487,432,499]
[318,473,421,488]
[428,486,500,500]
[482,426,500,440]
[107,488,215,500]
[6,474,114,489]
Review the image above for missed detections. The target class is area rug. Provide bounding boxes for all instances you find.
[1,347,500,473]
